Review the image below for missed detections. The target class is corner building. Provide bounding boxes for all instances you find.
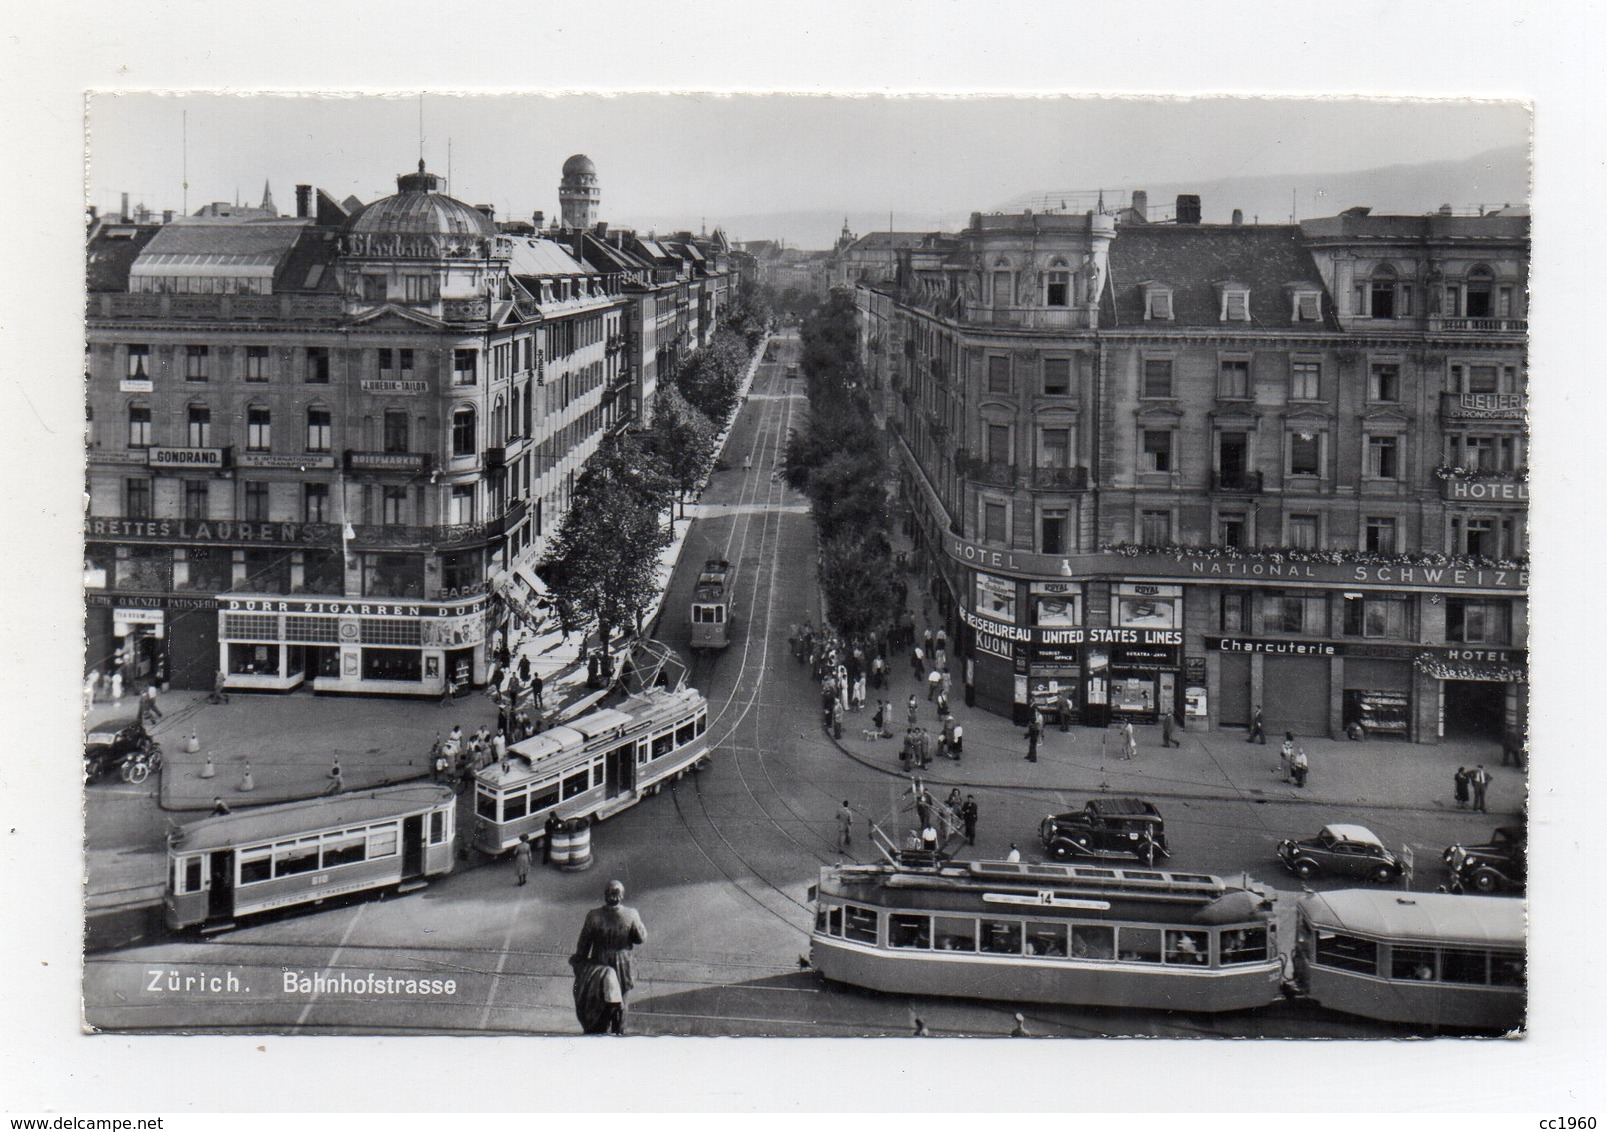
[859,199,1527,744]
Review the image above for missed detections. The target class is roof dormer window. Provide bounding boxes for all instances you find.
[1216,283,1251,322]
[1142,283,1173,321]
[1290,288,1322,322]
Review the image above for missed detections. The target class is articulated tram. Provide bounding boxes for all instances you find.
[472,685,710,855]
[166,784,457,931]
[689,558,735,652]
[811,858,1526,1030]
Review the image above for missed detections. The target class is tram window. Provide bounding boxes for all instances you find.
[933,916,977,952]
[981,920,1024,955]
[1440,948,1491,985]
[652,733,675,759]
[592,763,604,788]
[1026,922,1067,957]
[239,850,272,885]
[368,828,398,859]
[277,838,322,877]
[530,786,559,813]
[503,792,529,821]
[844,905,879,944]
[823,906,843,937]
[1165,930,1209,965]
[676,721,696,746]
[428,811,446,844]
[1126,872,1166,882]
[1118,926,1164,964]
[889,913,932,949]
[1073,868,1117,880]
[1220,926,1269,965]
[476,790,499,820]
[563,770,589,799]
[1392,947,1439,982]
[322,833,366,869]
[1071,924,1115,959]
[1314,931,1378,974]
[696,714,706,736]
[1490,953,1526,987]
[637,743,650,766]
[177,856,203,894]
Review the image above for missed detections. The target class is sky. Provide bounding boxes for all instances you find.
[87,94,1529,246]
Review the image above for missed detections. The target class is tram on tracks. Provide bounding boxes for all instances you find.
[472,685,710,856]
[689,558,735,652]
[1293,888,1525,1032]
[810,858,1285,1012]
[809,855,1527,1030]
[165,784,457,931]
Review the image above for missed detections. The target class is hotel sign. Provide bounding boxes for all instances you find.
[1442,479,1528,502]
[147,446,228,469]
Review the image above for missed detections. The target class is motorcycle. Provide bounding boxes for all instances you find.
[119,739,162,784]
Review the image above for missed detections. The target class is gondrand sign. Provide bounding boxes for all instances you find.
[942,535,1526,593]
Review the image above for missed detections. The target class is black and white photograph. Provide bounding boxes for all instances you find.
[6,0,1605,1117]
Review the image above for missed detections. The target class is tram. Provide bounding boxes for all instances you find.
[1293,888,1525,1032]
[472,685,710,855]
[810,858,1285,1013]
[165,784,457,931]
[689,558,735,651]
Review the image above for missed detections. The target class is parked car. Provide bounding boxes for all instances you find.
[1040,797,1169,866]
[1277,823,1403,883]
[84,715,159,784]
[1442,825,1526,894]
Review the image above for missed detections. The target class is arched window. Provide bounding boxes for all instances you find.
[452,406,477,457]
[991,260,1013,307]
[1045,257,1072,307]
[1368,263,1400,319]
[1464,265,1495,318]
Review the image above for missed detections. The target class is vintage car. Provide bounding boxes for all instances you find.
[84,715,159,784]
[1039,797,1169,865]
[1277,823,1403,883]
[1442,825,1526,894]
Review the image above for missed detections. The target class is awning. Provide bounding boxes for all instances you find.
[494,561,550,627]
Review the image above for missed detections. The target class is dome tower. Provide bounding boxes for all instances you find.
[559,154,600,230]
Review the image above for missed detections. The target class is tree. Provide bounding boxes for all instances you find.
[818,531,898,639]
[643,384,716,500]
[540,435,675,650]
[674,328,750,424]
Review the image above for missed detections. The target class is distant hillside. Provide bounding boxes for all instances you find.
[1000,145,1531,225]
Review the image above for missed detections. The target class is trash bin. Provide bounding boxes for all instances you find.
[559,816,593,872]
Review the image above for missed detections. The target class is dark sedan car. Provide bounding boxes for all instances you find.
[1277,823,1403,883]
[1442,825,1526,894]
[1040,797,1169,866]
[83,715,157,783]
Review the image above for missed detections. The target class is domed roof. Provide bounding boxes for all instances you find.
[562,154,597,180]
[347,161,496,239]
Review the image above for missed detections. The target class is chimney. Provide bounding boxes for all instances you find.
[1176,195,1201,225]
[595,221,608,238]
[296,184,312,218]
[1231,209,1243,227]
[1131,190,1148,222]
[162,210,175,225]
[533,210,544,229]
[120,192,130,222]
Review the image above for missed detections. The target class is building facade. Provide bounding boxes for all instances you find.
[859,198,1528,745]
[86,157,728,697]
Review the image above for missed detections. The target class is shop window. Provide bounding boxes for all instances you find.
[246,406,271,452]
[1142,358,1173,398]
[1218,358,1250,399]
[185,345,209,383]
[986,355,1010,394]
[1290,360,1321,400]
[1288,432,1321,477]
[975,571,1016,622]
[183,480,209,521]
[1141,430,1173,473]
[127,404,152,448]
[452,407,477,457]
[1112,584,1181,629]
[1368,363,1400,403]
[305,346,330,384]
[306,407,332,452]
[116,544,167,590]
[1364,516,1398,554]
[303,483,329,523]
[363,553,424,599]
[383,410,409,454]
[1140,509,1171,544]
[245,345,269,382]
[243,481,269,521]
[1032,584,1081,627]
[361,648,422,682]
[1043,357,1072,395]
[1344,594,1411,639]
[1446,599,1510,645]
[983,501,1008,544]
[1365,435,1400,479]
[188,404,213,448]
[229,642,281,677]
